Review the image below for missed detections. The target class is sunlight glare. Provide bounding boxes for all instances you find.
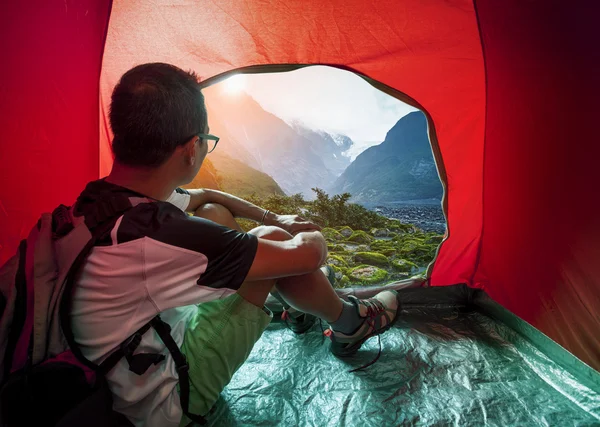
[223,74,247,95]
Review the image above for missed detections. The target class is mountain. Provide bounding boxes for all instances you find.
[183,157,220,190]
[183,155,285,199]
[329,111,443,204]
[292,126,352,176]
[209,152,285,198]
[203,87,354,198]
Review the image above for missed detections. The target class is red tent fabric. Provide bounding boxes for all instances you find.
[0,0,598,370]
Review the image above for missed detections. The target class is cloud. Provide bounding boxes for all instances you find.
[240,66,417,155]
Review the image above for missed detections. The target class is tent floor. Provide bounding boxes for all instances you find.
[202,304,599,426]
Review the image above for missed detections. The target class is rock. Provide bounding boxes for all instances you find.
[327,255,348,268]
[370,228,390,237]
[380,249,396,257]
[348,265,389,284]
[346,230,373,244]
[353,252,389,267]
[339,275,351,288]
[337,226,353,238]
[391,259,419,273]
[329,244,347,253]
[322,227,344,241]
[425,234,444,244]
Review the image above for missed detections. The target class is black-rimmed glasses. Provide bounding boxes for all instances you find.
[197,133,220,153]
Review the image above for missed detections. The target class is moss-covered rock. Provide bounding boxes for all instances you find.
[370,228,390,237]
[353,251,389,267]
[327,254,348,268]
[386,220,416,234]
[328,265,344,282]
[337,226,353,238]
[322,227,344,241]
[346,230,373,244]
[425,234,444,245]
[338,275,351,288]
[378,248,397,257]
[370,240,394,250]
[329,244,347,253]
[391,259,419,273]
[348,265,388,284]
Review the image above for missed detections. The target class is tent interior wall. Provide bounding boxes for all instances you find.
[0,0,598,378]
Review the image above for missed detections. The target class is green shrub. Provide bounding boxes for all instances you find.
[306,188,387,230]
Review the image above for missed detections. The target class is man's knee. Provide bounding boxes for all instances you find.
[248,225,292,241]
[194,203,238,229]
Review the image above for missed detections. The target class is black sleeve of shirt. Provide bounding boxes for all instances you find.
[117,202,258,291]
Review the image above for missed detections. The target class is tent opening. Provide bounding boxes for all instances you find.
[187,65,448,289]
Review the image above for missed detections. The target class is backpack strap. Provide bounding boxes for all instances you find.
[2,240,28,381]
[96,316,206,424]
[59,216,123,372]
[60,195,207,424]
[97,321,164,376]
[149,316,207,425]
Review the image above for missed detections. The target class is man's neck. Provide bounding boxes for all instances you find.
[105,162,177,201]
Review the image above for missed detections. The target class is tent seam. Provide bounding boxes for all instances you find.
[469,0,489,288]
[97,0,114,180]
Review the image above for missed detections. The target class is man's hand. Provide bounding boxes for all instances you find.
[268,214,321,235]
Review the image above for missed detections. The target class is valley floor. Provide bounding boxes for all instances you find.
[370,203,446,234]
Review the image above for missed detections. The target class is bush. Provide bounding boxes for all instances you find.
[306,188,387,230]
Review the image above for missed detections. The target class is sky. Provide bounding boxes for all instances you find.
[219,66,417,160]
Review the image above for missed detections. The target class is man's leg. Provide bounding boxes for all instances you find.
[194,204,400,356]
[179,203,278,421]
[194,203,343,321]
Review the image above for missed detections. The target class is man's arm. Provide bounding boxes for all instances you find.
[186,188,270,222]
[186,188,320,234]
[245,230,328,281]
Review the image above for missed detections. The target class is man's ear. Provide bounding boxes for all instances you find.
[183,136,197,164]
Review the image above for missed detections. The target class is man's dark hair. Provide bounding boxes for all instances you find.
[109,63,207,167]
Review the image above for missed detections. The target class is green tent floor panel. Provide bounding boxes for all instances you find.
[203,307,599,426]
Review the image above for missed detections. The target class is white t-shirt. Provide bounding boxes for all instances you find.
[71,181,257,426]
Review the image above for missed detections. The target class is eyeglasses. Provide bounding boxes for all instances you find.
[197,133,220,153]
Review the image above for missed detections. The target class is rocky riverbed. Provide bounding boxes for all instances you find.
[323,225,443,288]
[370,204,446,234]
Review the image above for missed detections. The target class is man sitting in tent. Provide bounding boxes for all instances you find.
[70,62,401,426]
